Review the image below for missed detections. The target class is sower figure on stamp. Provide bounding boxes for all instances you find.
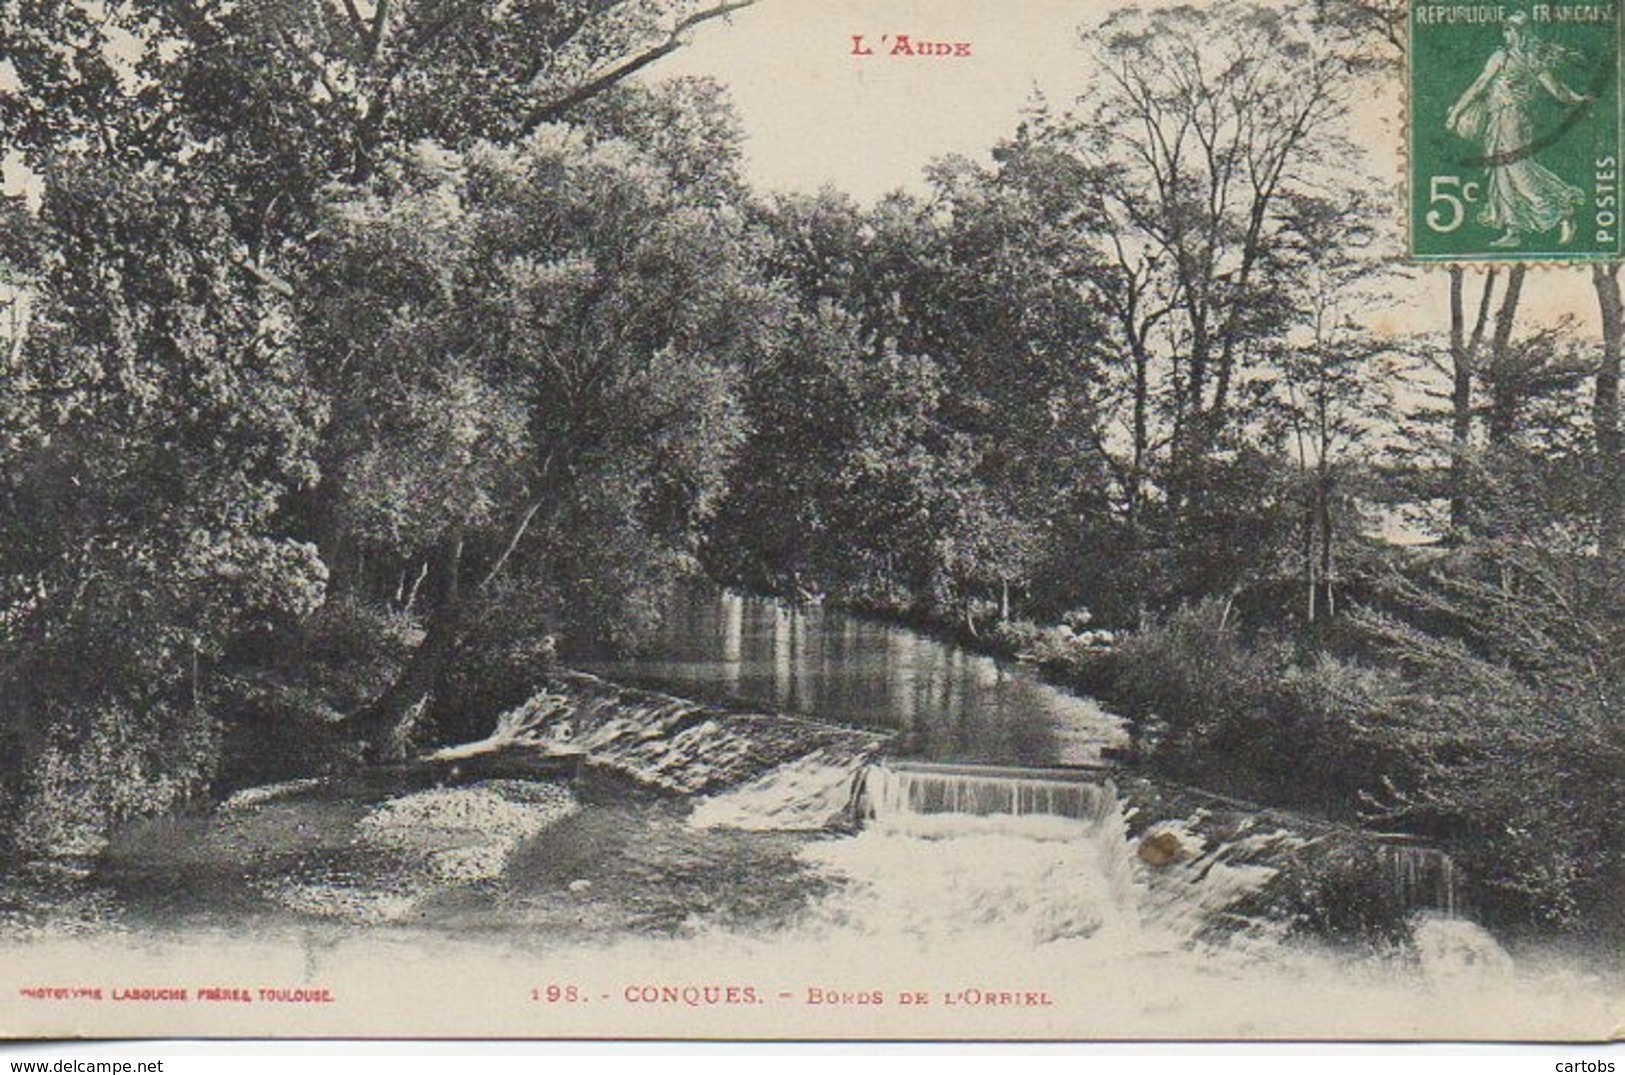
[1446,10,1593,247]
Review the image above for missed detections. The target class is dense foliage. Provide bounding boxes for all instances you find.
[1,0,1621,937]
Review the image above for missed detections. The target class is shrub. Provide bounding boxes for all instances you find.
[1106,553,1625,936]
[1350,575,1625,934]
[10,697,217,859]
[987,618,1119,692]
[1105,600,1405,813]
[213,598,413,792]
[428,576,562,748]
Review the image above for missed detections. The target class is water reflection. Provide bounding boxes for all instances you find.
[578,590,1124,766]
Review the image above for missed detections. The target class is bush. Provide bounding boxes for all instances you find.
[1106,556,1625,937]
[1105,600,1405,813]
[989,617,1118,691]
[10,697,217,859]
[427,576,562,748]
[1108,601,1284,787]
[1349,571,1625,934]
[214,598,413,792]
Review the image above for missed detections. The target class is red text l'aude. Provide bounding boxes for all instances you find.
[851,34,972,58]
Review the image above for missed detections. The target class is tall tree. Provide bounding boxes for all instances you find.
[1274,194,1390,620]
[0,0,765,808]
[1004,1,1371,604]
[1062,4,1356,459]
[1593,265,1624,560]
[327,113,769,758]
[1,0,760,361]
[0,161,328,847]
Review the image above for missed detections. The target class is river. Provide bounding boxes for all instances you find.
[577,589,1127,766]
[0,590,1619,1040]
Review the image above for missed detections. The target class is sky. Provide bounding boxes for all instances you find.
[645,0,1600,336]
[649,0,1099,202]
[0,0,1602,334]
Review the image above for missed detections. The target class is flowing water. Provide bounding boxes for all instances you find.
[578,589,1128,765]
[579,591,1471,921]
[1,590,1618,1039]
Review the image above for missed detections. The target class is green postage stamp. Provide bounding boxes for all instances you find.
[1410,1,1622,261]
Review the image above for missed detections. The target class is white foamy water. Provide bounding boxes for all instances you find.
[5,760,1619,1040]
[662,760,1624,1039]
[800,808,1142,948]
[689,749,867,831]
[430,690,577,759]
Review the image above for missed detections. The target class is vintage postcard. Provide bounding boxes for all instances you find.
[1,0,1623,1043]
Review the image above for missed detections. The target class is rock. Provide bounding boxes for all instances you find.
[568,879,592,893]
[1137,829,1189,868]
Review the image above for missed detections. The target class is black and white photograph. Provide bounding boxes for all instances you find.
[0,0,1622,1042]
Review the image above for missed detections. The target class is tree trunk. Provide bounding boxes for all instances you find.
[1318,464,1335,618]
[348,524,464,763]
[345,488,559,763]
[1594,263,1625,559]
[1448,268,1499,539]
[1449,270,1475,536]
[1127,344,1150,531]
[1490,265,1527,359]
[1303,496,1318,623]
[349,603,465,762]
[1485,265,1527,449]
[1316,357,1336,619]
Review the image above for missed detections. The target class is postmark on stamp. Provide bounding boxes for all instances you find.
[1409,1,1622,261]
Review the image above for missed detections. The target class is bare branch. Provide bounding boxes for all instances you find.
[518,0,757,133]
[231,253,295,297]
[368,0,391,59]
[339,0,370,47]
[479,499,546,591]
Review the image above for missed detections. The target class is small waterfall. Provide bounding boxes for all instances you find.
[1379,840,1469,919]
[809,761,1141,946]
[847,762,1478,945]
[856,761,1118,825]
[432,689,581,760]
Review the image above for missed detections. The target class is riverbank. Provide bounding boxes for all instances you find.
[0,668,1476,949]
[0,583,1614,988]
[709,583,1625,946]
[2,681,878,945]
[2,672,1620,1040]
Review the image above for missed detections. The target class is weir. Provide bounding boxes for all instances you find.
[849,760,1471,924]
[854,760,1118,824]
[566,591,1490,940]
[458,668,1474,929]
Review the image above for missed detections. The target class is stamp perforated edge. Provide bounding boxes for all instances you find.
[1399,0,1625,268]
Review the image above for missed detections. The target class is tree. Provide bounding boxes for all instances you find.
[1354,545,1625,927]
[706,240,963,608]
[2,0,758,221]
[0,0,767,829]
[1000,2,1372,606]
[709,158,1116,624]
[318,113,768,759]
[1272,193,1392,621]
[0,161,327,849]
[925,147,1109,592]
[1440,267,1531,537]
[1592,265,1624,560]
[1062,3,1357,475]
